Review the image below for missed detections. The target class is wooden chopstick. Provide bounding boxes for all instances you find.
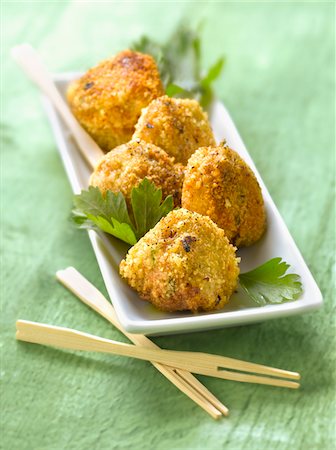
[56,267,228,417]
[11,44,104,169]
[16,320,300,389]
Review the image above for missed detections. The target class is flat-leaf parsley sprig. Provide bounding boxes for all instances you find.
[132,24,225,107]
[239,258,303,306]
[72,178,174,245]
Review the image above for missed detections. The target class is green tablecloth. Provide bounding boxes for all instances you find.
[2,2,335,449]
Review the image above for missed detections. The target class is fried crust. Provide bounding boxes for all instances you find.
[67,50,164,152]
[182,146,266,247]
[90,140,184,207]
[133,96,216,164]
[119,208,240,312]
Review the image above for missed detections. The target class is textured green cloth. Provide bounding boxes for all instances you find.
[1,2,335,449]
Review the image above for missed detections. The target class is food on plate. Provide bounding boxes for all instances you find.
[67,50,164,152]
[119,208,240,312]
[133,96,216,164]
[90,139,184,207]
[182,144,266,247]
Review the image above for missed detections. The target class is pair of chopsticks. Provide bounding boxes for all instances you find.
[16,268,300,420]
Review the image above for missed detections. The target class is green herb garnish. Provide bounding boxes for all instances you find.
[72,178,174,245]
[239,258,303,306]
[132,25,225,107]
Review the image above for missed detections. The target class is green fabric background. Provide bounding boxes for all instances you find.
[1,1,335,449]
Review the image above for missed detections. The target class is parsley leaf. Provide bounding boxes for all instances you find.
[165,83,187,97]
[73,187,133,227]
[72,179,174,245]
[87,214,137,245]
[131,178,174,238]
[239,257,303,306]
[132,24,225,107]
[201,58,225,88]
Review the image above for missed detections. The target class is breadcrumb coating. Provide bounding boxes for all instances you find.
[182,145,266,247]
[119,208,239,312]
[90,140,184,207]
[133,96,216,164]
[67,50,164,152]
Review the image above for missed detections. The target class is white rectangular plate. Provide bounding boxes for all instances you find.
[43,73,322,335]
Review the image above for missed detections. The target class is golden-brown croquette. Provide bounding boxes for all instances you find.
[90,140,184,207]
[119,208,240,312]
[182,145,266,247]
[67,50,164,152]
[132,96,216,164]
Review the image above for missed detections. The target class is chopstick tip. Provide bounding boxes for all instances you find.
[15,329,22,341]
[55,269,65,281]
[56,267,75,281]
[11,43,33,60]
[16,319,23,328]
[222,408,229,417]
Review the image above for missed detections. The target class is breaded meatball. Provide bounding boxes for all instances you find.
[90,140,184,207]
[120,208,239,312]
[67,50,164,152]
[182,145,266,247]
[132,96,216,164]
